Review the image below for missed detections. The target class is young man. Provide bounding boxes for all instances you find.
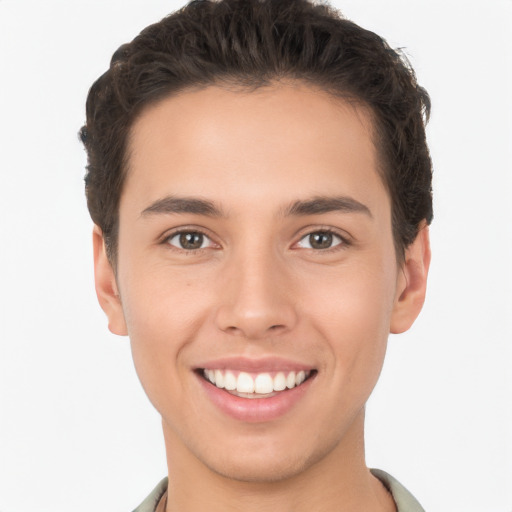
[80,1,432,510]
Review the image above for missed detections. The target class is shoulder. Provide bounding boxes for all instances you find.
[131,478,168,512]
[370,469,425,512]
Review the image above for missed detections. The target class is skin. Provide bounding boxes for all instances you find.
[93,83,430,512]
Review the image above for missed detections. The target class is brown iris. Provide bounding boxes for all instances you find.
[179,232,204,250]
[309,232,334,249]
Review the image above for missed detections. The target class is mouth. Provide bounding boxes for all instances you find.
[199,368,316,399]
[195,358,318,422]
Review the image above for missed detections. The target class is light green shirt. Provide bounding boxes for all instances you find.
[370,469,425,512]
[132,469,425,512]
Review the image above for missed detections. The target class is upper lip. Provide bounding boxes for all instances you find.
[195,356,315,373]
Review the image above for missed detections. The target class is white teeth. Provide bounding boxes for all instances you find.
[214,369,225,388]
[237,372,255,393]
[254,373,273,394]
[224,371,237,390]
[273,372,286,391]
[295,370,306,386]
[203,369,312,395]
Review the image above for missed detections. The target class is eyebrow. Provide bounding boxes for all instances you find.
[140,194,372,219]
[141,196,224,217]
[283,196,373,218]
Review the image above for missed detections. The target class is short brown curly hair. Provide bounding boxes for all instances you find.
[80,0,433,264]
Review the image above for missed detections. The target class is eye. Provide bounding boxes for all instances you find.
[166,231,214,250]
[296,231,344,250]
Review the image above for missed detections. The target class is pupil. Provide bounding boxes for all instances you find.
[180,232,203,249]
[310,232,332,249]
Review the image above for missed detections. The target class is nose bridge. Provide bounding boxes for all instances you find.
[215,240,297,339]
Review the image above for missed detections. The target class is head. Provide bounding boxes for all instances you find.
[80,0,432,268]
[82,0,432,487]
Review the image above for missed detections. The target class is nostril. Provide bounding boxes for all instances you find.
[215,300,298,339]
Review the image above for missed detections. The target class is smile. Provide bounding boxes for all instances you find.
[195,358,317,422]
[201,369,313,398]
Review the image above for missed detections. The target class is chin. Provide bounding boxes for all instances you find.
[204,453,312,484]
[194,434,335,484]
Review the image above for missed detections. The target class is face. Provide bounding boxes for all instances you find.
[94,83,429,483]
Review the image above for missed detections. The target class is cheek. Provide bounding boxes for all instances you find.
[118,267,212,406]
[121,261,211,334]
[302,262,397,379]
[305,259,396,326]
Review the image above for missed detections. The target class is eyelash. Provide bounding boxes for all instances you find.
[162,227,351,253]
[294,228,350,252]
[164,228,217,253]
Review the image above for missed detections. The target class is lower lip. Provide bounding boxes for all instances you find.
[197,372,315,423]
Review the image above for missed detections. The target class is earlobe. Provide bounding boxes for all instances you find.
[390,224,431,334]
[92,226,128,336]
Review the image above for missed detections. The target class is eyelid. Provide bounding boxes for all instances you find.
[159,225,351,252]
[161,225,221,250]
[292,226,352,250]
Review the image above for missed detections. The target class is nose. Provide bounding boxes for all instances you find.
[214,248,298,340]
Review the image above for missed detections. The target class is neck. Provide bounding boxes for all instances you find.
[162,410,396,512]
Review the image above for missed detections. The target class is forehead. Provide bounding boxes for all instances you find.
[123,83,389,220]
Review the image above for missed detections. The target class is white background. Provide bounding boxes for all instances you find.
[0,1,511,511]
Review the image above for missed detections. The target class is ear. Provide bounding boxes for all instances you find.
[92,225,128,336]
[390,223,431,334]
